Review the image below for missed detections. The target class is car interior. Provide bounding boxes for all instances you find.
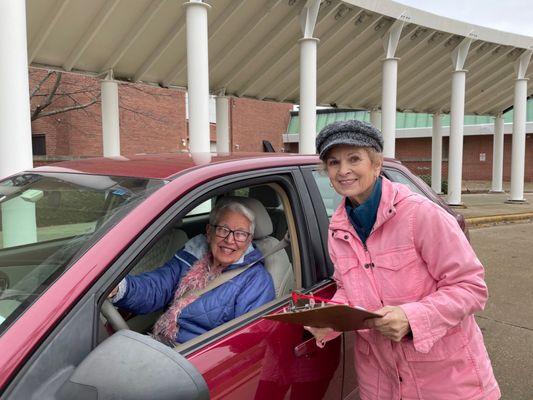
[101,182,301,346]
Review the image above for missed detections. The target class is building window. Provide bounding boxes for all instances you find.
[32,134,46,156]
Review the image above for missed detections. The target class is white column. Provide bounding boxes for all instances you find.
[431,113,442,194]
[215,96,230,153]
[380,18,405,158]
[509,78,528,201]
[491,114,504,193]
[184,1,211,153]
[298,0,320,155]
[299,37,319,154]
[101,74,121,157]
[0,0,33,179]
[381,58,398,157]
[447,70,467,205]
[370,108,381,130]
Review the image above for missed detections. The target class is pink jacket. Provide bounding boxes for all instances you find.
[328,177,500,400]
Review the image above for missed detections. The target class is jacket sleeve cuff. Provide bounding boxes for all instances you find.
[399,302,434,354]
[110,278,128,304]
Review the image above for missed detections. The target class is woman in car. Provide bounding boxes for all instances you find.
[110,200,275,345]
[306,120,500,399]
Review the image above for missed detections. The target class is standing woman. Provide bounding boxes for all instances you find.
[307,120,500,399]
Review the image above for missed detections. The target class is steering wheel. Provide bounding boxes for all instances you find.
[101,299,130,331]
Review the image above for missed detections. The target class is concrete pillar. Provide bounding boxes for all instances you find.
[0,0,33,179]
[370,108,381,130]
[431,113,442,194]
[101,74,121,157]
[299,37,319,154]
[491,114,504,193]
[446,36,472,205]
[184,0,211,153]
[381,58,399,158]
[447,70,467,205]
[509,78,528,201]
[215,96,230,153]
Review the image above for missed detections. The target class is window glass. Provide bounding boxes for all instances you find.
[187,200,212,216]
[311,171,343,219]
[383,168,425,196]
[0,172,164,332]
[122,183,295,342]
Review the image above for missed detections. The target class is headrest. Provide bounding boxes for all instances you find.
[215,196,273,239]
[248,186,281,208]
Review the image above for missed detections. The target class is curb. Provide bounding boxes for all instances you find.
[465,212,533,228]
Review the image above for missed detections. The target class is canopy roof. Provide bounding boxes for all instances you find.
[27,0,533,115]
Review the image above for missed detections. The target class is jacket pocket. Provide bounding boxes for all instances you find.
[372,247,427,301]
[402,324,466,361]
[335,258,366,308]
[401,325,483,398]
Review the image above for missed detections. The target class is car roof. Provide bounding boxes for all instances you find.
[30,152,402,180]
[29,152,316,180]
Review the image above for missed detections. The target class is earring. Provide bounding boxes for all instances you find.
[329,182,333,188]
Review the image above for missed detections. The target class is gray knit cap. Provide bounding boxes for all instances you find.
[315,119,384,160]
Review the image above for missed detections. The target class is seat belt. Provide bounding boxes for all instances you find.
[188,232,290,299]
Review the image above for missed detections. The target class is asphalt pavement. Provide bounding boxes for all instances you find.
[437,182,533,398]
[469,223,533,400]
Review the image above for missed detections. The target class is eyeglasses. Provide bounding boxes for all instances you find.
[211,224,251,242]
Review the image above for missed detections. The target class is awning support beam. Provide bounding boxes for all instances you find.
[381,16,407,157]
[431,112,443,194]
[298,0,321,154]
[447,35,473,205]
[491,113,504,193]
[0,0,33,180]
[101,71,121,157]
[509,49,532,202]
[184,0,211,153]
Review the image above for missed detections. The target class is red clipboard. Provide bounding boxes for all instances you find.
[263,304,381,332]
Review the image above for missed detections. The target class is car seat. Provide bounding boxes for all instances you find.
[218,196,294,297]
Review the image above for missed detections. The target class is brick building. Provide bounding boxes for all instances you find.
[29,69,532,183]
[285,109,533,182]
[30,69,292,162]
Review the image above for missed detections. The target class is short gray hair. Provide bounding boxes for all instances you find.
[209,201,255,235]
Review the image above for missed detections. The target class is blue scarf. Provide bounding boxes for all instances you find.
[345,176,382,244]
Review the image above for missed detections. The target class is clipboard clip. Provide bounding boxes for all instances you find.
[286,291,344,312]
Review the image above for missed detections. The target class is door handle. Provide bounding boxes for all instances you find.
[293,337,318,358]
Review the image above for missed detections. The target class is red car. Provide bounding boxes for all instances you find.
[0,153,466,399]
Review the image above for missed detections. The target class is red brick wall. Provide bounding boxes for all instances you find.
[230,97,292,152]
[29,69,291,159]
[397,134,533,181]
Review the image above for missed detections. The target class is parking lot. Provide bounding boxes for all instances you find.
[470,221,533,399]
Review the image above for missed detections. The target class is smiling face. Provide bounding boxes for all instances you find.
[206,209,253,268]
[325,144,382,205]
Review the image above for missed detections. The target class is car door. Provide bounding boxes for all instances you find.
[2,165,344,400]
[168,168,344,399]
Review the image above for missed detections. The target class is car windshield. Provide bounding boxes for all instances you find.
[0,172,164,332]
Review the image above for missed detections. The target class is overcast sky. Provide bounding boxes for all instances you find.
[395,0,533,37]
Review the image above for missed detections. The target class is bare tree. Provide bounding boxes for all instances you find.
[30,70,100,121]
[29,69,174,129]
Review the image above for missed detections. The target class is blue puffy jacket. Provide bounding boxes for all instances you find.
[113,234,275,343]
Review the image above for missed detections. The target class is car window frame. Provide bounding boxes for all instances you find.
[95,166,323,355]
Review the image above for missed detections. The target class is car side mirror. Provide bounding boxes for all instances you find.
[57,330,209,400]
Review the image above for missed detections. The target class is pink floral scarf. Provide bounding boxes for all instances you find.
[152,253,224,345]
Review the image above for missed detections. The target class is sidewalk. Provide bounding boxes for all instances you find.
[442,183,533,227]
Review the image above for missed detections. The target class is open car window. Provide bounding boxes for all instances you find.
[0,172,164,333]
[114,181,299,345]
